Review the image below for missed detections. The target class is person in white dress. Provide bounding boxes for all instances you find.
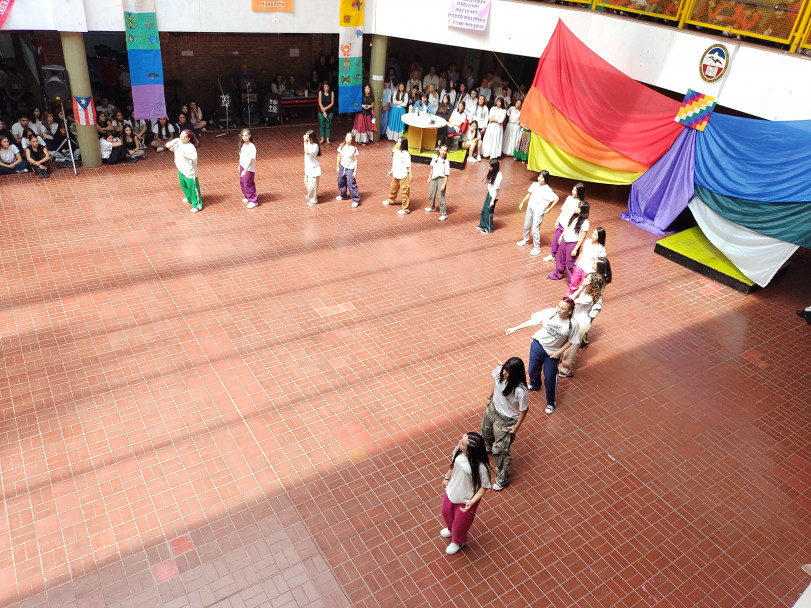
[502,99,523,157]
[481,97,506,159]
[471,96,489,138]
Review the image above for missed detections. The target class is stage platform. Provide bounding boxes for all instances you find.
[654,226,756,294]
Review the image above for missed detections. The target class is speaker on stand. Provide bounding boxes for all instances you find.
[41,65,78,176]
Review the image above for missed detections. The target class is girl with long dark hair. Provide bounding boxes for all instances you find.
[559,271,608,378]
[544,182,585,261]
[351,83,375,145]
[567,227,607,296]
[476,159,502,234]
[480,357,529,491]
[440,431,492,555]
[238,128,258,208]
[548,200,590,281]
[386,82,408,141]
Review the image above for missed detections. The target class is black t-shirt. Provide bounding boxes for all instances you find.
[27,145,47,162]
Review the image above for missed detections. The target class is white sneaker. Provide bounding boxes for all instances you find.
[182,198,189,203]
[202,128,207,132]
[545,404,556,414]
[157,147,164,152]
[351,202,359,208]
[492,483,505,491]
[476,156,482,161]
[190,207,199,213]
[307,200,318,206]
[543,254,554,262]
[468,156,478,163]
[425,207,435,212]
[445,542,465,555]
[336,195,345,201]
[242,198,249,203]
[247,202,257,209]
[438,215,447,221]
[397,209,409,215]
[530,248,541,256]
[382,200,390,205]
[516,239,528,247]
[440,528,452,538]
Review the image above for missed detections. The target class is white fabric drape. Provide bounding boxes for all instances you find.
[688,196,798,288]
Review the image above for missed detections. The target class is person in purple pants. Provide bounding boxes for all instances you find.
[544,182,585,262]
[336,132,361,208]
[548,201,589,281]
[440,431,492,555]
[238,129,259,208]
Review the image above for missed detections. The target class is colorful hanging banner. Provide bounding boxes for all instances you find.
[0,0,16,29]
[338,0,364,113]
[251,0,294,11]
[73,96,97,126]
[124,0,168,120]
[448,0,492,31]
[675,89,716,131]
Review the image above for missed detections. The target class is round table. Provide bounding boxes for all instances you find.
[401,112,448,153]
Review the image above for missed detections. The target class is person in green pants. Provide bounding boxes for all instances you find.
[166,129,202,212]
[318,82,335,145]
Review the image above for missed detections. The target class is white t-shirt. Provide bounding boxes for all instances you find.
[562,218,589,243]
[0,144,20,164]
[11,122,27,138]
[239,142,256,173]
[487,172,503,200]
[391,149,411,180]
[576,240,607,272]
[29,120,45,135]
[99,138,114,159]
[472,105,489,128]
[21,136,47,150]
[446,451,491,504]
[152,122,175,139]
[491,365,529,420]
[168,140,198,178]
[573,290,603,327]
[338,143,358,170]
[530,308,580,354]
[430,155,450,180]
[527,182,557,214]
[556,195,579,228]
[304,142,321,177]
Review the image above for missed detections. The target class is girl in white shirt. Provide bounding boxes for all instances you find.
[481,97,506,159]
[439,431,492,555]
[549,201,590,281]
[166,129,202,212]
[477,159,502,234]
[559,273,608,378]
[383,137,412,215]
[238,129,258,208]
[336,132,360,207]
[303,129,321,206]
[544,182,585,261]
[567,227,607,296]
[502,99,523,157]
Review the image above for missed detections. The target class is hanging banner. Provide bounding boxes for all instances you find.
[251,0,294,11]
[73,96,97,126]
[123,0,168,120]
[0,0,16,29]
[448,0,492,31]
[338,0,364,113]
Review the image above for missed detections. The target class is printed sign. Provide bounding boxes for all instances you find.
[448,0,491,31]
[699,44,729,83]
[251,0,294,11]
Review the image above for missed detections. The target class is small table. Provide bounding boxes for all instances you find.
[280,95,318,126]
[402,113,448,152]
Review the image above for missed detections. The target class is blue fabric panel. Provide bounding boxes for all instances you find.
[695,113,811,203]
[129,49,164,86]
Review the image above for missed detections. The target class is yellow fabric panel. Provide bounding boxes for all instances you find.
[528,132,644,185]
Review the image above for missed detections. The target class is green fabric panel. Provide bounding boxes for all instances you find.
[694,185,811,248]
[124,12,161,50]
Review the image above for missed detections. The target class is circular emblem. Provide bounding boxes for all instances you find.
[700,44,729,83]
[125,13,138,29]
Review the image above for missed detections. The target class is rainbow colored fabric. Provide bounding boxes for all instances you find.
[675,90,717,131]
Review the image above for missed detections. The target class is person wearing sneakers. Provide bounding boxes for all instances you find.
[544,182,584,262]
[480,357,529,492]
[238,129,258,208]
[798,305,811,325]
[505,298,579,414]
[166,129,202,213]
[383,136,411,215]
[303,129,321,206]
[461,120,482,163]
[336,132,361,208]
[516,170,559,256]
[439,431,492,555]
[425,144,450,220]
[151,117,175,152]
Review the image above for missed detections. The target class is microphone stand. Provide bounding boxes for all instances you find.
[60,101,78,176]
[216,77,230,138]
[244,79,251,127]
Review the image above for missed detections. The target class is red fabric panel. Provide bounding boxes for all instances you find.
[531,21,684,167]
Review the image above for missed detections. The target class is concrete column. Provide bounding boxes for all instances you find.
[369,34,387,142]
[60,32,101,168]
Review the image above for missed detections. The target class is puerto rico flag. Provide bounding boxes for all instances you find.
[73,95,96,126]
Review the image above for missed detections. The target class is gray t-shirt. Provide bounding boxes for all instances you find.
[530,308,580,354]
[0,144,20,163]
[491,365,529,420]
[446,451,491,504]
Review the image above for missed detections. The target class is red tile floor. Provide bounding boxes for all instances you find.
[0,119,809,608]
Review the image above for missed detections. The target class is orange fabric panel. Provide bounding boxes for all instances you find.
[521,87,649,174]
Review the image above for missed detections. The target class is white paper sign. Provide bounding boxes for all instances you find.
[448,0,491,31]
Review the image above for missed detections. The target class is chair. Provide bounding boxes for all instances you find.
[263,94,282,126]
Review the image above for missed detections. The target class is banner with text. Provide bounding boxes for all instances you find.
[0,0,16,29]
[124,0,168,120]
[251,0,294,11]
[448,0,491,31]
[338,0,364,113]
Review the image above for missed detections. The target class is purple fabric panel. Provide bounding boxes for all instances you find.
[621,128,697,235]
[132,85,168,120]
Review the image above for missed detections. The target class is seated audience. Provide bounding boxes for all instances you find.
[152,117,175,152]
[11,114,30,144]
[96,113,115,136]
[174,112,200,139]
[271,73,285,95]
[462,120,483,162]
[121,124,145,160]
[99,133,136,164]
[110,110,128,135]
[425,83,439,108]
[30,107,45,135]
[0,136,28,174]
[406,69,422,93]
[50,123,81,163]
[285,75,297,96]
[24,133,51,177]
[413,93,436,115]
[189,100,207,131]
[96,97,118,116]
[0,119,16,146]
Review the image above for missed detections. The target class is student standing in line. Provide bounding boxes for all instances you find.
[480,357,529,491]
[238,129,258,208]
[166,129,202,213]
[383,136,411,215]
[476,159,502,234]
[318,82,335,145]
[303,129,321,206]
[544,182,585,262]
[335,132,360,208]
[439,431,492,555]
[425,144,450,221]
[516,170,559,256]
[549,201,590,281]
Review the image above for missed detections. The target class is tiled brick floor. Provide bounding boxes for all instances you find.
[1,119,809,608]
